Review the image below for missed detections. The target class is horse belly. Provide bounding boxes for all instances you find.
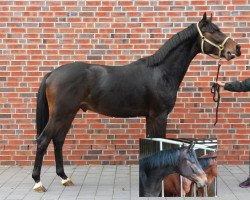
[93,103,147,118]
[86,94,148,118]
[84,71,150,117]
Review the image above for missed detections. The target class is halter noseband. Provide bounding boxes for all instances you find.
[196,23,230,58]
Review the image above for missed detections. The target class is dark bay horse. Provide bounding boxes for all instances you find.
[164,154,217,197]
[32,12,241,192]
[139,142,207,197]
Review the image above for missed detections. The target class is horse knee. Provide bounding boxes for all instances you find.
[36,145,48,155]
[37,136,50,152]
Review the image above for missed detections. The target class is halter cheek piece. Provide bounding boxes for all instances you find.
[196,23,230,58]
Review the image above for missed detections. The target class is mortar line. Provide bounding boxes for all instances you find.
[74,165,90,199]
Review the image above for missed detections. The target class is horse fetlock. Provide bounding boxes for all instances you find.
[32,171,40,182]
[56,168,67,178]
[33,181,47,192]
[61,178,74,186]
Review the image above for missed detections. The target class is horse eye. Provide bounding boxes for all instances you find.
[191,167,197,173]
[189,156,196,163]
[190,159,196,164]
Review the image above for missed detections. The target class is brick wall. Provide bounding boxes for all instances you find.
[0,0,249,165]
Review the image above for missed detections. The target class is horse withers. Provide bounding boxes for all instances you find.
[32,12,241,192]
[139,142,207,197]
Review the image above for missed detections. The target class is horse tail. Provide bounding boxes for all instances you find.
[36,72,51,138]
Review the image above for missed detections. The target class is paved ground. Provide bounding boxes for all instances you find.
[0,165,249,200]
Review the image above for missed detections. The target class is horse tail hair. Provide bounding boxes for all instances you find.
[36,72,51,138]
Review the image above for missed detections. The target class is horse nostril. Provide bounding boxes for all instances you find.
[235,44,241,56]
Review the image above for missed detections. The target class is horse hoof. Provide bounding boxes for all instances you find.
[61,178,74,186]
[33,182,47,192]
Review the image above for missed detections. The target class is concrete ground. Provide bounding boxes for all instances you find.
[0,165,249,200]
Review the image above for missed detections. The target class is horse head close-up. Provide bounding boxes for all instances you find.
[139,141,207,197]
[164,151,217,197]
[177,142,207,188]
[196,12,241,60]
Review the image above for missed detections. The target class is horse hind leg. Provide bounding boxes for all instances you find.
[32,112,76,192]
[51,109,80,187]
[32,128,52,192]
[53,135,74,187]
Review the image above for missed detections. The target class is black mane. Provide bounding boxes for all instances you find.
[139,147,181,172]
[146,23,197,66]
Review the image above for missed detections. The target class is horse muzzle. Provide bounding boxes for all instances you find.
[196,178,208,188]
[225,44,241,61]
[236,44,241,56]
[191,173,208,188]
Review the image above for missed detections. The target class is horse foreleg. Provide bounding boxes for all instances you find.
[53,138,73,186]
[146,114,167,138]
[32,132,51,192]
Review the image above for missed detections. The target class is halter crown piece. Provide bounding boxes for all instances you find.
[196,23,230,58]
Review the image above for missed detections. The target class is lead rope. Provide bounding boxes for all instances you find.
[211,60,221,125]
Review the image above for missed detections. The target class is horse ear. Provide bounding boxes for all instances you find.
[200,12,208,27]
[202,12,207,22]
[188,141,195,151]
[210,13,213,21]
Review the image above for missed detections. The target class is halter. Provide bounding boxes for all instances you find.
[196,23,230,58]
[196,23,230,125]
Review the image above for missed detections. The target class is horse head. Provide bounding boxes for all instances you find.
[197,12,241,60]
[178,141,207,188]
[199,152,217,177]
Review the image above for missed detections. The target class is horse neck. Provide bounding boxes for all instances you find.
[146,23,200,90]
[144,149,180,181]
[160,38,199,89]
[205,167,216,189]
[200,158,217,186]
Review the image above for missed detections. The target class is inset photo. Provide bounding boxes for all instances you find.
[139,138,217,197]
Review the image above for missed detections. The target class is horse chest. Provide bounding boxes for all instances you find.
[149,88,177,112]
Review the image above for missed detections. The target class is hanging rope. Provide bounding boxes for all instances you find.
[211,61,221,125]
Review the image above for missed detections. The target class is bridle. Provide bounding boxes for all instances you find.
[196,23,230,58]
[196,23,230,125]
